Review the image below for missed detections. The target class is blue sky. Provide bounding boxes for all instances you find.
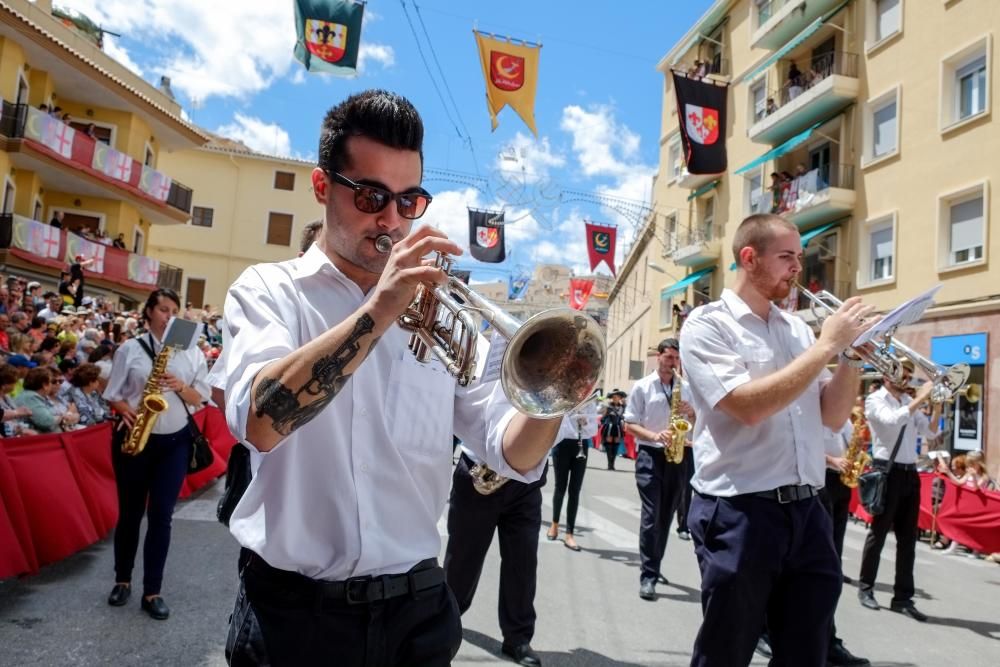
[56,0,713,283]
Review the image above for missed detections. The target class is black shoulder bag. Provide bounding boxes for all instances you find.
[857,425,906,516]
[137,337,214,473]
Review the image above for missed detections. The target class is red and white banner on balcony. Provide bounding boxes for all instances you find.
[11,216,61,259]
[20,107,172,204]
[128,255,160,285]
[568,278,595,310]
[64,235,106,273]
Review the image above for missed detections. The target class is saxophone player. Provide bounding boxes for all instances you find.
[103,288,210,620]
[624,337,694,601]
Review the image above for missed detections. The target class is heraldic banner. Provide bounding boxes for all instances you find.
[568,278,595,311]
[294,0,365,75]
[672,71,728,175]
[474,31,541,136]
[468,209,506,263]
[508,266,532,300]
[584,221,617,276]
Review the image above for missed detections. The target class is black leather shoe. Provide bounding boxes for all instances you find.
[501,642,541,666]
[141,595,170,620]
[828,638,870,666]
[639,580,656,600]
[754,633,772,659]
[107,584,131,607]
[857,589,879,610]
[890,601,927,622]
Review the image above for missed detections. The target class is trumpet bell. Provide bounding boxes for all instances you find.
[501,308,606,418]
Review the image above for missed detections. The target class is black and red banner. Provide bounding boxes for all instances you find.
[468,209,506,263]
[672,71,728,175]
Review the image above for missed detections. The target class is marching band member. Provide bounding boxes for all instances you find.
[219,90,558,667]
[680,213,873,666]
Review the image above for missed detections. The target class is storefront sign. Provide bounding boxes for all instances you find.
[931,332,987,366]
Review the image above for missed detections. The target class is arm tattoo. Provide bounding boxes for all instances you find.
[254,313,376,435]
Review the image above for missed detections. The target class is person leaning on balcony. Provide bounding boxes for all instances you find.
[113,233,127,249]
[50,211,64,229]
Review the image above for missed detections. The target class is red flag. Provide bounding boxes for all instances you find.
[568,278,595,310]
[585,221,617,276]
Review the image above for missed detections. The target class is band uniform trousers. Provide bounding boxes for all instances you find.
[675,446,695,534]
[635,445,685,583]
[112,425,193,597]
[444,454,547,647]
[858,464,920,604]
[689,492,841,667]
[550,437,588,534]
[820,469,852,561]
[226,552,461,667]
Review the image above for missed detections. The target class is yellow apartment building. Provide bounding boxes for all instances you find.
[151,137,323,310]
[0,0,205,305]
[607,0,998,470]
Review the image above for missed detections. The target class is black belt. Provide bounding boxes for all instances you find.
[750,484,819,504]
[244,550,444,606]
[874,460,917,472]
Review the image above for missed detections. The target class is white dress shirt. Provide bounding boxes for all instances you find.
[555,399,599,442]
[623,370,691,448]
[103,332,209,435]
[823,421,852,471]
[221,244,540,581]
[864,387,933,465]
[679,289,831,496]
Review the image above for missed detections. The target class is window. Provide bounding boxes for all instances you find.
[274,171,296,191]
[746,170,764,215]
[186,278,206,310]
[267,212,294,246]
[662,213,677,257]
[875,0,901,42]
[755,0,774,28]
[872,98,897,157]
[667,139,682,181]
[750,78,767,123]
[941,36,991,130]
[949,194,984,265]
[192,206,214,227]
[870,224,894,281]
[133,228,144,255]
[145,145,155,167]
[659,292,674,328]
[701,197,715,241]
[958,56,987,120]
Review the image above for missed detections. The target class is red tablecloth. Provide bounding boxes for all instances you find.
[0,406,236,580]
[850,472,1000,554]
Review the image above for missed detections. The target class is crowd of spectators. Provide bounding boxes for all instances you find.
[0,270,223,438]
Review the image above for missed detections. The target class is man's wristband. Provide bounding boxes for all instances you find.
[840,351,865,368]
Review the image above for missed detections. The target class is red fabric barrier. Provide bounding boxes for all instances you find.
[850,472,1000,554]
[0,407,236,579]
[595,425,637,460]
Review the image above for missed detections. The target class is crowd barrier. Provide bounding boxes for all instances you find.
[849,472,1000,555]
[0,406,236,580]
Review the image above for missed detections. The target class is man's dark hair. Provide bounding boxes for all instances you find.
[657,338,680,353]
[300,219,323,254]
[317,90,424,175]
[731,213,797,268]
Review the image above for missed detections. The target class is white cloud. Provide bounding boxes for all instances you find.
[560,104,643,179]
[494,133,565,184]
[55,0,393,101]
[215,114,307,159]
[358,43,395,71]
[102,35,143,77]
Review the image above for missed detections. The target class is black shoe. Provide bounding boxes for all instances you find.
[890,601,927,622]
[656,573,670,585]
[107,584,131,607]
[857,589,879,611]
[828,638,870,666]
[639,580,656,600]
[754,634,772,659]
[843,574,853,584]
[501,642,541,666]
[141,595,170,620]
[676,530,691,541]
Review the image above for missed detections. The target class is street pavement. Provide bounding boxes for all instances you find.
[1,453,998,666]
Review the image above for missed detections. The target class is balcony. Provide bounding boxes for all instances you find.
[790,280,852,326]
[671,227,722,267]
[0,213,182,298]
[749,52,859,144]
[0,103,193,225]
[752,0,844,51]
[774,163,855,228]
[675,57,731,82]
[677,166,722,190]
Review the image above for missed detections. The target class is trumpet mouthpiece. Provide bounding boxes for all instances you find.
[374,235,393,253]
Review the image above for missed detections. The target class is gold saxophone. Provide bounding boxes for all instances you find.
[840,408,872,488]
[122,346,172,455]
[665,370,690,464]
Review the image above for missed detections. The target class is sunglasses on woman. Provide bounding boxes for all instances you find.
[327,171,432,220]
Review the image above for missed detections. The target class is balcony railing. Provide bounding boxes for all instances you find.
[752,52,859,121]
[677,57,731,79]
[675,226,719,248]
[0,213,180,293]
[767,163,854,215]
[0,102,192,215]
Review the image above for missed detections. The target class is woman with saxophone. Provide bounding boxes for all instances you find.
[103,288,209,620]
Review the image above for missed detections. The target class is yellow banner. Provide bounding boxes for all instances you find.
[474,31,540,136]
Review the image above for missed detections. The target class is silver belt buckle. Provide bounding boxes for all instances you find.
[776,486,792,504]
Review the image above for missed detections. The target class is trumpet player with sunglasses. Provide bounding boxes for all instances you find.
[217,91,583,667]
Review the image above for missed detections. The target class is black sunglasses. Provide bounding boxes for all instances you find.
[327,171,432,220]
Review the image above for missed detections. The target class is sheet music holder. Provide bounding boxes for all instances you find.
[852,284,942,347]
[162,317,199,351]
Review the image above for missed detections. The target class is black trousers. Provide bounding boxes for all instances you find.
[820,469,852,561]
[226,554,461,667]
[603,436,621,470]
[858,465,920,604]
[112,426,192,596]
[635,445,685,583]
[444,455,546,646]
[551,437,588,533]
[689,492,841,667]
[675,446,695,534]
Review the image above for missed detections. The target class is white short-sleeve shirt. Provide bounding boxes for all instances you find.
[623,371,691,448]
